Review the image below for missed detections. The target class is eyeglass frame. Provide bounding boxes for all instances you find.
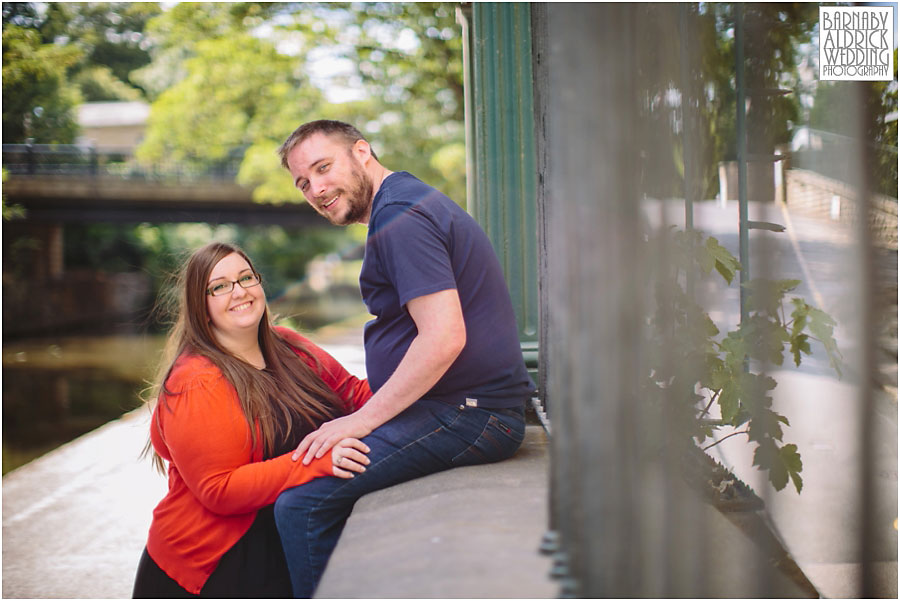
[206,272,263,297]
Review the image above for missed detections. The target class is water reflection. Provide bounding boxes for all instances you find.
[1,336,164,474]
[2,367,147,473]
[2,292,368,475]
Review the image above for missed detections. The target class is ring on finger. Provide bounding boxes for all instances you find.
[336,455,343,466]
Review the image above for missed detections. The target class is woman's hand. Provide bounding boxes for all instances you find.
[330,437,371,478]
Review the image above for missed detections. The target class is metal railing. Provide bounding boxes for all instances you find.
[528,3,894,597]
[2,144,245,181]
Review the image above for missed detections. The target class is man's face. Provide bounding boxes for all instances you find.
[285,132,374,226]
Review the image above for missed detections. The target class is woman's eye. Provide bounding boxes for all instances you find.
[211,283,228,294]
[239,274,254,284]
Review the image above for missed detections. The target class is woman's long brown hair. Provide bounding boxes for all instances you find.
[145,242,347,470]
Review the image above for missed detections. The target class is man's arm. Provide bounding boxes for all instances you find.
[292,288,466,463]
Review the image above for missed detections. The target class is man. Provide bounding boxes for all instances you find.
[274,120,535,596]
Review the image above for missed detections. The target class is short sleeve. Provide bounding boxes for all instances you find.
[371,203,457,307]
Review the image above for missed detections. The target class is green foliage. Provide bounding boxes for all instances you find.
[134,2,466,208]
[130,2,281,98]
[73,65,143,102]
[1,169,26,221]
[636,5,820,200]
[136,30,323,173]
[3,2,160,103]
[2,25,83,143]
[61,222,350,328]
[333,2,467,205]
[647,228,842,494]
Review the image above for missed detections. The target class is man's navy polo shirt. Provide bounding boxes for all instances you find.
[359,172,535,409]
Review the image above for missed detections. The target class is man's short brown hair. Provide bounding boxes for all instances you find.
[277,120,378,168]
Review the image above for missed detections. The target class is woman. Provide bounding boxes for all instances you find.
[133,242,372,598]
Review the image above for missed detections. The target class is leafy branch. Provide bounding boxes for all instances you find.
[646,227,842,493]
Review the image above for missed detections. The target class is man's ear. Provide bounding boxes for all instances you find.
[352,139,372,164]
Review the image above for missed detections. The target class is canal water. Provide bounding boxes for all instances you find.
[2,292,369,475]
[2,335,165,474]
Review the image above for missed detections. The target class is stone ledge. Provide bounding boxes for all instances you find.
[314,425,557,598]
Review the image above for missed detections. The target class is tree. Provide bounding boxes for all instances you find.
[3,2,161,103]
[130,2,281,99]
[135,3,467,207]
[634,4,819,200]
[278,2,468,205]
[2,25,82,143]
[136,31,324,174]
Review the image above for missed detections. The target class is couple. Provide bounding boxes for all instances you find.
[132,120,536,598]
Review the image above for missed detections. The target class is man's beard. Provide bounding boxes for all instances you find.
[328,160,373,226]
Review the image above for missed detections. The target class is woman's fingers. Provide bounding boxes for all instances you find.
[331,438,371,477]
[339,451,369,473]
[332,466,354,479]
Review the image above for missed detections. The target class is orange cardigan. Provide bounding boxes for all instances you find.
[146,328,371,593]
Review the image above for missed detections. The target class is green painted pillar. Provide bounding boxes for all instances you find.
[461,3,539,379]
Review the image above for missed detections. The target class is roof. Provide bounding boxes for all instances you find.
[77,101,150,128]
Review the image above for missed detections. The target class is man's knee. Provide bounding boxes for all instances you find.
[275,475,352,524]
[273,484,306,524]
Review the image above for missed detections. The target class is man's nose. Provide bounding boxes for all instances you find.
[310,176,328,198]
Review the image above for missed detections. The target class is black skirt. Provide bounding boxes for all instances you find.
[132,505,293,598]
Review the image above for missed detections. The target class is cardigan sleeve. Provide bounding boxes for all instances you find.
[274,326,372,411]
[156,365,334,516]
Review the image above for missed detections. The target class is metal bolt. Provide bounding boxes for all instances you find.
[539,530,560,554]
[549,551,570,579]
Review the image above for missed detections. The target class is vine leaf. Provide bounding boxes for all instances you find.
[753,440,803,492]
[781,444,804,493]
[704,236,742,284]
[790,333,811,366]
[742,315,790,365]
[719,384,740,424]
[791,298,843,378]
[743,278,801,316]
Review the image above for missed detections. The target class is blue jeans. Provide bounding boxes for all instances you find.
[273,399,526,597]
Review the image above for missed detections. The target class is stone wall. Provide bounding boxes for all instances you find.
[786,168,898,249]
[2,271,152,338]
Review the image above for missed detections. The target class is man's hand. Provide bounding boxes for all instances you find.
[292,412,374,464]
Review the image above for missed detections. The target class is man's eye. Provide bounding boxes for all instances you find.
[300,181,308,191]
[318,163,328,173]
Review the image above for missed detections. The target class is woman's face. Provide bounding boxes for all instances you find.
[205,252,266,340]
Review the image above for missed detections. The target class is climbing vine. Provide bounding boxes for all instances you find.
[645,227,842,493]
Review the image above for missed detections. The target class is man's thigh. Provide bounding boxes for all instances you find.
[278,400,460,509]
[278,400,524,507]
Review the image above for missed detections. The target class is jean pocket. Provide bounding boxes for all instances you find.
[450,413,525,467]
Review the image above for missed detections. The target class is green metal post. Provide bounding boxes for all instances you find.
[735,4,750,324]
[466,3,540,378]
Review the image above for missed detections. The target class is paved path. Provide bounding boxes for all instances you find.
[651,199,898,598]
